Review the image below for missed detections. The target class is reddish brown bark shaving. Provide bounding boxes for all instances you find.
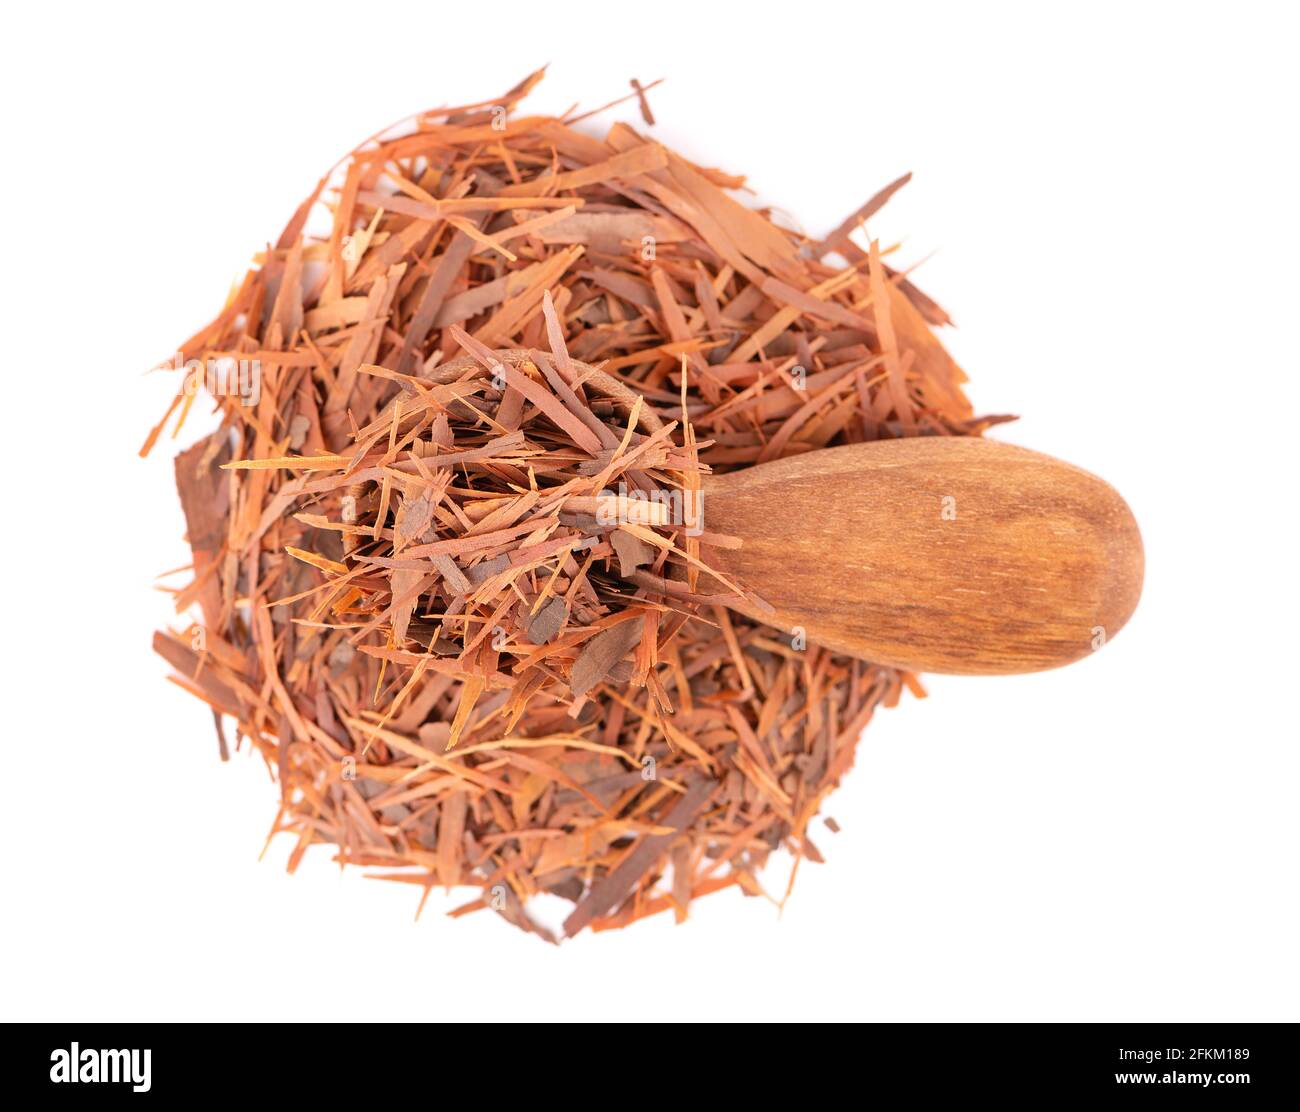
[146,71,1003,939]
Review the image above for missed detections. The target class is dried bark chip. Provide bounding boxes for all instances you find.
[430,553,472,595]
[465,553,510,587]
[610,528,655,577]
[525,596,567,644]
[570,618,645,697]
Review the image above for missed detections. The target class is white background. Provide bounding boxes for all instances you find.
[2,1,1296,1022]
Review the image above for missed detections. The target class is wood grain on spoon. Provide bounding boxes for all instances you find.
[699,438,1143,675]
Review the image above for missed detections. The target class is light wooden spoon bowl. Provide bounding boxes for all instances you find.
[699,437,1143,675]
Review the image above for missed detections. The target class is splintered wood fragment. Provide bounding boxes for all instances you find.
[630,78,657,126]
[173,434,230,631]
[390,567,423,644]
[563,495,670,526]
[563,777,717,937]
[152,631,243,717]
[500,143,668,198]
[815,172,913,260]
[394,489,437,545]
[430,554,472,594]
[285,546,349,575]
[148,67,989,941]
[223,454,350,472]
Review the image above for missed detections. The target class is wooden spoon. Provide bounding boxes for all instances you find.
[697,438,1143,675]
